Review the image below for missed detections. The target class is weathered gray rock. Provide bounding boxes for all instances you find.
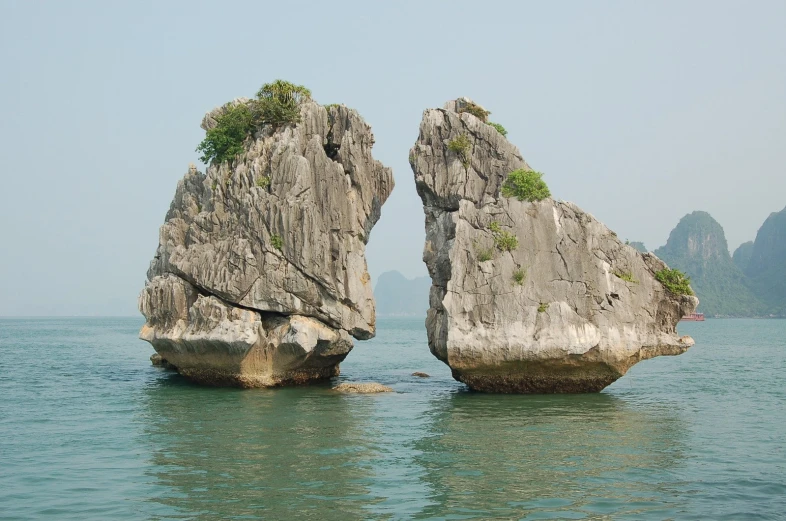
[150,353,175,369]
[139,100,394,387]
[410,98,697,393]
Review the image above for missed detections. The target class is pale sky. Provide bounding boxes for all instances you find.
[1,0,784,316]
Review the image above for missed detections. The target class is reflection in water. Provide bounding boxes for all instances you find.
[141,373,387,520]
[410,392,688,520]
[140,366,688,521]
[2,318,784,520]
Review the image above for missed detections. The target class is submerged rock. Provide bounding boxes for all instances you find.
[411,372,430,378]
[139,97,393,387]
[150,353,175,370]
[333,382,393,393]
[410,98,697,393]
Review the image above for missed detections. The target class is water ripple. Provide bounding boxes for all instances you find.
[0,317,784,519]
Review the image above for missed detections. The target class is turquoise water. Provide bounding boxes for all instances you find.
[0,318,784,520]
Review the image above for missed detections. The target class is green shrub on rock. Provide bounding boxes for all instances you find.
[196,80,311,166]
[501,169,551,202]
[196,103,254,165]
[655,268,694,296]
[489,221,518,252]
[488,122,507,137]
[253,80,312,128]
[447,134,472,168]
[477,247,493,263]
[495,232,518,252]
[614,270,638,284]
[458,101,490,122]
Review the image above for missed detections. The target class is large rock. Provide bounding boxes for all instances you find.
[410,98,697,393]
[139,100,394,386]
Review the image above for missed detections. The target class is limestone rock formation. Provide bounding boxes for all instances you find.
[139,98,393,387]
[410,98,698,393]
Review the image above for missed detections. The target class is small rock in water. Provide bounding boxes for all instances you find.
[333,382,393,393]
[150,353,176,370]
[412,372,430,378]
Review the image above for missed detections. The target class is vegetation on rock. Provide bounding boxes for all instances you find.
[512,268,526,285]
[537,303,549,313]
[270,234,283,251]
[494,232,518,252]
[614,270,638,284]
[501,169,551,202]
[477,247,493,263]
[196,80,311,165]
[253,80,312,128]
[458,101,490,122]
[654,268,694,296]
[447,134,472,168]
[488,122,507,137]
[196,103,254,165]
[489,221,518,252]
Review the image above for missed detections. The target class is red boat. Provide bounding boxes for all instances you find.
[681,313,705,321]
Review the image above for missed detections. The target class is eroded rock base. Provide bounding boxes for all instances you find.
[454,368,621,394]
[140,274,354,388]
[176,365,340,388]
[149,353,340,387]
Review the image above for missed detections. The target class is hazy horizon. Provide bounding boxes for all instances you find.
[1,0,784,316]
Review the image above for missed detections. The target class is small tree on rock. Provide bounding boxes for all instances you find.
[501,169,551,202]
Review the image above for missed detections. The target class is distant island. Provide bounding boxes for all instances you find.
[651,207,786,318]
[374,271,430,317]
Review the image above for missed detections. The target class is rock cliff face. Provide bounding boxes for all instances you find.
[410,98,697,393]
[139,100,394,386]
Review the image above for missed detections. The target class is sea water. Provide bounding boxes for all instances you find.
[0,317,784,520]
